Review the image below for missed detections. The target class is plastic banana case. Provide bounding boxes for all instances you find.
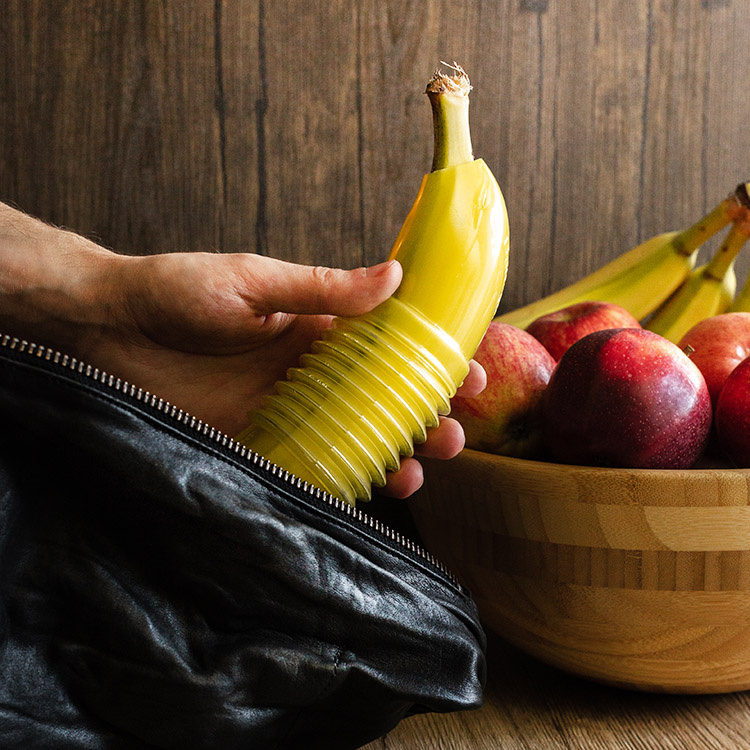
[0,342,486,749]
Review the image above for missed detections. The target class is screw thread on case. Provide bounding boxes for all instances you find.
[236,297,468,505]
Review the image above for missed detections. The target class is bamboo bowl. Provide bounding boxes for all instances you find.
[408,449,750,693]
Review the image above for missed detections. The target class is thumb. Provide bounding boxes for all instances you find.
[247,256,403,316]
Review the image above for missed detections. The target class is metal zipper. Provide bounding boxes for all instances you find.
[0,334,460,588]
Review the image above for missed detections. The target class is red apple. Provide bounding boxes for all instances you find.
[526,301,641,361]
[541,328,711,468]
[715,355,750,465]
[450,321,556,458]
[678,313,750,407]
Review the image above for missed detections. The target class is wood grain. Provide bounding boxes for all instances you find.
[360,630,750,749]
[408,450,750,694]
[3,1,750,291]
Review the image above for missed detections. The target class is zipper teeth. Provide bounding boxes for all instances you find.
[2,335,458,585]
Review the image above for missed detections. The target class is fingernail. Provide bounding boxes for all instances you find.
[365,259,399,277]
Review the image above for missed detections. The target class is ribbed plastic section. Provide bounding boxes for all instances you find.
[244,298,468,504]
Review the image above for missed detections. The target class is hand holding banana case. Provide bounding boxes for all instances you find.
[236,64,510,506]
[0,335,485,749]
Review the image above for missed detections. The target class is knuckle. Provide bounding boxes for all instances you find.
[310,265,347,310]
[311,265,339,287]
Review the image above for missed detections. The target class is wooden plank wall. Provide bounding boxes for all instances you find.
[1,1,749,314]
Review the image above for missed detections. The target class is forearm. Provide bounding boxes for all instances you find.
[0,202,124,355]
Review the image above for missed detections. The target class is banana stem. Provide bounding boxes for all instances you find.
[672,195,745,257]
[427,63,473,171]
[705,222,750,281]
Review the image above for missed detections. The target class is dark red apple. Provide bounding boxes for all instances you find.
[678,312,750,407]
[450,321,556,458]
[715,355,750,466]
[526,301,641,361]
[541,328,711,468]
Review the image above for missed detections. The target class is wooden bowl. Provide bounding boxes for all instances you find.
[409,449,750,693]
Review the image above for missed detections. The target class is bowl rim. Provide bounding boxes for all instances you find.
[452,447,750,480]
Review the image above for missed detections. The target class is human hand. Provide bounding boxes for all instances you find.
[0,204,486,498]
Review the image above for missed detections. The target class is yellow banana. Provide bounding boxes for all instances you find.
[646,220,750,343]
[235,64,509,505]
[496,188,749,330]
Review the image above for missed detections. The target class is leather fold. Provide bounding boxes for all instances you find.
[0,347,486,749]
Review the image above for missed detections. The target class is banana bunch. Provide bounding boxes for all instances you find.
[497,183,750,341]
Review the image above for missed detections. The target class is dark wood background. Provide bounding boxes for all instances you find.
[3,1,750,315]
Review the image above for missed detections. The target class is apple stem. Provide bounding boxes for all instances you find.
[426,62,474,171]
[705,221,750,281]
[682,344,696,358]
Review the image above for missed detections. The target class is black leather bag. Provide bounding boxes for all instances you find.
[0,336,486,749]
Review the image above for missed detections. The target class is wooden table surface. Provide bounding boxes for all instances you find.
[362,629,750,749]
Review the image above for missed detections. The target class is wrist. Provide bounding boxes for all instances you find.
[0,203,126,357]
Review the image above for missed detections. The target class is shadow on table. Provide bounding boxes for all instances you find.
[482,630,749,748]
